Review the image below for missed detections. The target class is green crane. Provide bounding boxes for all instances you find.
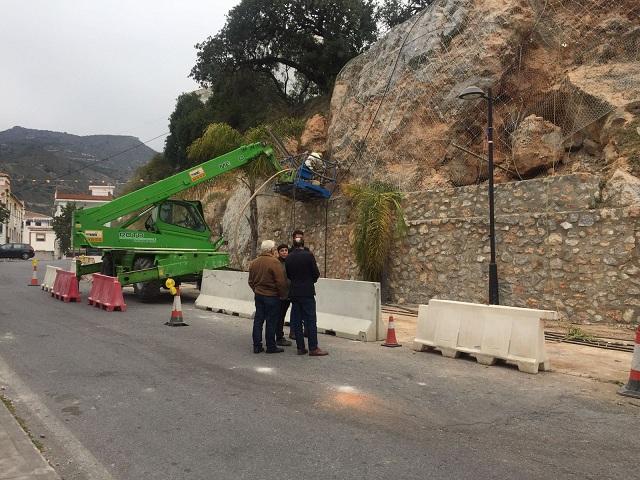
[72,142,288,301]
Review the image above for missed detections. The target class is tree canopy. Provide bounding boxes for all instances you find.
[190,0,378,105]
[377,0,433,29]
[164,92,213,169]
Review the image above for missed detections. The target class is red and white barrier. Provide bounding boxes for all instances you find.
[42,265,61,292]
[51,270,81,303]
[88,273,127,312]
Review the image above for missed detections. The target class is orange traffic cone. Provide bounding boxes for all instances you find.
[619,325,640,399]
[28,259,40,286]
[165,281,188,327]
[382,315,401,347]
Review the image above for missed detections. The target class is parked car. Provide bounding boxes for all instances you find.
[0,243,35,260]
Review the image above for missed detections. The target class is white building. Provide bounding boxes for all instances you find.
[53,185,115,216]
[0,172,26,244]
[23,211,55,257]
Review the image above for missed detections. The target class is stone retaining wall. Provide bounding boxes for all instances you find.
[258,173,639,324]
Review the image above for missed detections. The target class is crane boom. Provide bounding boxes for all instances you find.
[75,143,279,228]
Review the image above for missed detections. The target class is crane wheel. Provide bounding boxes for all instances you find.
[132,256,162,302]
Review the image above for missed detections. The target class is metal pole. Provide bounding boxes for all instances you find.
[486,88,499,304]
[324,198,328,277]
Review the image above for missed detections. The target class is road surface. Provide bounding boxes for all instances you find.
[0,259,638,479]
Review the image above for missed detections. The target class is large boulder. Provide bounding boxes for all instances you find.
[327,0,533,187]
[300,114,327,153]
[325,0,640,188]
[510,115,563,177]
[602,169,640,207]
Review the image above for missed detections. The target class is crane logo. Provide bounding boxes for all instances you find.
[189,167,206,182]
[118,232,157,243]
[119,232,144,239]
[84,230,104,243]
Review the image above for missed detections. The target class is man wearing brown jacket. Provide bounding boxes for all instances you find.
[248,240,288,354]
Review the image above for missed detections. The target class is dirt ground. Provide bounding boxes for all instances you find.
[387,311,635,386]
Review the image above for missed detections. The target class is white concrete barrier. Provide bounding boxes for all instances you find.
[42,265,61,292]
[413,299,555,373]
[195,270,384,341]
[195,270,254,317]
[313,278,383,341]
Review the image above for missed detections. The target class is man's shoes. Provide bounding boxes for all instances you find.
[265,347,285,354]
[276,338,292,347]
[253,346,265,354]
[308,348,328,356]
[297,348,308,355]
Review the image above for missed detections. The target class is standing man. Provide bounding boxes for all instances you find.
[275,244,292,346]
[288,230,308,340]
[285,230,328,356]
[248,240,288,354]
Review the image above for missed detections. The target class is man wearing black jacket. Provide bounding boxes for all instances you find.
[285,230,328,356]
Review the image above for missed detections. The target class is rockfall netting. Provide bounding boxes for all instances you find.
[330,0,640,190]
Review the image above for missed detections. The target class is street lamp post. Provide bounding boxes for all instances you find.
[458,86,499,305]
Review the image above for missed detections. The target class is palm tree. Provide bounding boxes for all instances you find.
[344,181,407,293]
[187,120,303,260]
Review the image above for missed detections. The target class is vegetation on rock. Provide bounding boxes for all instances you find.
[344,181,407,283]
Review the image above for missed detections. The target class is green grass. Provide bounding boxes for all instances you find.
[566,326,595,342]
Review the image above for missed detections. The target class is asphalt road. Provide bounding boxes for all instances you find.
[1,259,639,479]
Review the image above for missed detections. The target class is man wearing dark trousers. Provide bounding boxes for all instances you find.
[285,231,328,356]
[275,244,292,346]
[248,240,288,354]
[288,230,308,340]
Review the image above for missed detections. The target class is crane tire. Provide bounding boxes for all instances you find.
[132,256,162,302]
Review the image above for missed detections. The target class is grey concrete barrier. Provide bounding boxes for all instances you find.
[413,299,555,373]
[195,270,384,341]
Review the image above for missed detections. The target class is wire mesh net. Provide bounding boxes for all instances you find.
[330,0,640,191]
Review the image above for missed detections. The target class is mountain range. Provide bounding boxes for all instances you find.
[0,126,157,213]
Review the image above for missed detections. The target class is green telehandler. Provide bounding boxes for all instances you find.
[72,142,294,301]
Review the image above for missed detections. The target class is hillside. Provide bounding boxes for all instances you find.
[0,126,157,211]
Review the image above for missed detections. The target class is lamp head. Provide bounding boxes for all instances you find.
[458,86,487,100]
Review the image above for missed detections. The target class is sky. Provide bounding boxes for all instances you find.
[0,0,240,151]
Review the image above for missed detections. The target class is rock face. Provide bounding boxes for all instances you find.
[300,114,327,153]
[326,0,640,189]
[602,169,640,207]
[511,115,563,177]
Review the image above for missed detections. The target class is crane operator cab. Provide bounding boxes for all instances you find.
[275,152,337,201]
[144,200,209,235]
